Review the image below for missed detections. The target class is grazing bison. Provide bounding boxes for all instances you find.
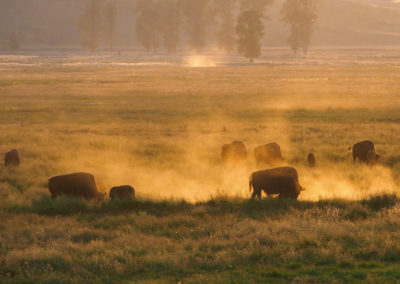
[351,140,380,164]
[366,149,381,166]
[249,167,305,200]
[221,141,247,164]
[254,143,285,167]
[4,149,20,167]
[307,153,316,168]
[110,185,135,201]
[48,173,105,200]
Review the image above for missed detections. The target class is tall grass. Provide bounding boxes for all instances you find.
[1,59,400,282]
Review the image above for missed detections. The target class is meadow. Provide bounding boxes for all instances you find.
[1,51,400,282]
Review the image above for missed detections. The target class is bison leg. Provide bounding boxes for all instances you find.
[251,188,262,199]
[279,191,299,200]
[353,152,357,163]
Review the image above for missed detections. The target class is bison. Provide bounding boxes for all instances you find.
[307,153,316,168]
[4,149,20,167]
[351,140,380,164]
[48,172,105,200]
[110,185,135,201]
[221,141,247,164]
[254,143,285,167]
[249,167,305,200]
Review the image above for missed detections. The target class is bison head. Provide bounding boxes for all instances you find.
[367,150,380,166]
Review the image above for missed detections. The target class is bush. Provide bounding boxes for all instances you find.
[362,194,398,211]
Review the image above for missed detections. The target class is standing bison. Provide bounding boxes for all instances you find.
[221,141,247,164]
[254,143,285,167]
[48,173,105,200]
[110,185,135,201]
[307,153,316,168]
[249,167,305,200]
[351,140,380,165]
[4,149,20,167]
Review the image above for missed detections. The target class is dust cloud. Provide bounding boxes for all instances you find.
[184,55,218,68]
[52,117,399,203]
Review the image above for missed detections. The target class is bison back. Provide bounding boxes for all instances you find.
[254,143,284,166]
[221,141,247,163]
[48,172,102,200]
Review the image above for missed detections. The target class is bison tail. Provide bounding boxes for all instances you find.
[348,146,352,151]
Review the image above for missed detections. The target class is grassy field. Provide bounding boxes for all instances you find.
[1,53,400,282]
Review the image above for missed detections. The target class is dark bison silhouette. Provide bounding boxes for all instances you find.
[249,167,305,200]
[254,143,285,167]
[221,141,247,164]
[48,173,105,200]
[4,149,20,167]
[307,153,316,168]
[110,185,135,201]
[351,140,380,165]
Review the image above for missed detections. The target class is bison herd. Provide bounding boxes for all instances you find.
[2,140,381,202]
[221,139,381,200]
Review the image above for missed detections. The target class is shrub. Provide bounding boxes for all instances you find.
[362,194,398,211]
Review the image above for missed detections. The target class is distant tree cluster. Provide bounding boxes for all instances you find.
[135,0,181,53]
[78,0,117,53]
[78,0,318,61]
[281,0,317,54]
[132,0,276,61]
[8,32,20,51]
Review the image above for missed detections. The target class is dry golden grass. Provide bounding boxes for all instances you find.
[1,53,400,282]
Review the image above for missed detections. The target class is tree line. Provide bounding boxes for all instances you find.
[7,0,318,62]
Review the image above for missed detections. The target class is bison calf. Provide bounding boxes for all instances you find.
[4,149,20,167]
[249,167,305,200]
[110,185,135,201]
[48,172,105,200]
[307,153,316,168]
[366,150,381,166]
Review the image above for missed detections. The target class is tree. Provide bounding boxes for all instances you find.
[214,0,237,53]
[9,20,20,51]
[78,0,105,52]
[236,10,264,62]
[281,0,317,54]
[240,0,273,15]
[8,32,20,51]
[135,0,160,53]
[157,0,181,53]
[104,0,117,50]
[181,0,211,53]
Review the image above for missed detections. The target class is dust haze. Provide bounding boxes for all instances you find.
[27,74,396,202]
[1,0,400,204]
